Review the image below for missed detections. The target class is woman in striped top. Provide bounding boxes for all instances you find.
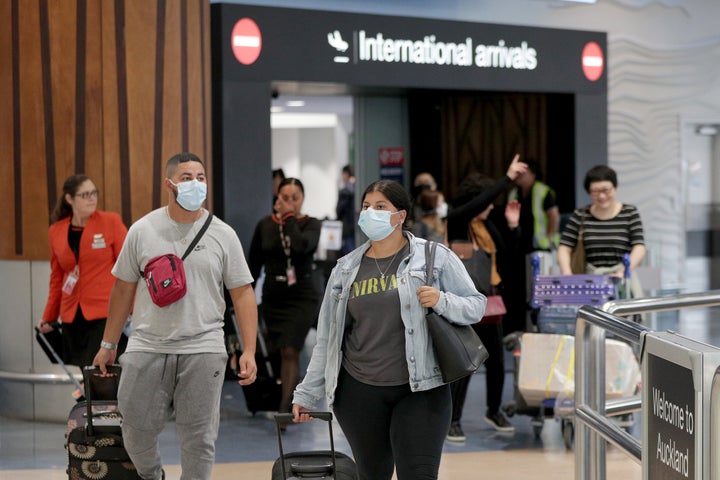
[557,165,646,295]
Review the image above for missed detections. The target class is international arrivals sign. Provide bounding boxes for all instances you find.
[336,31,538,71]
[213,4,607,94]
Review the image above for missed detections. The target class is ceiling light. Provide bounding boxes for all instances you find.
[285,100,306,107]
[696,125,719,136]
[271,113,338,129]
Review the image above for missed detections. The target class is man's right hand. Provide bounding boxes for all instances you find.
[506,154,528,180]
[92,348,117,374]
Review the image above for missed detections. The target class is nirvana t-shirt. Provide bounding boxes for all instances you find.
[343,243,410,386]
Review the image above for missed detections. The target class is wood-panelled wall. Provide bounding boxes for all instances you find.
[440,93,547,203]
[0,0,212,260]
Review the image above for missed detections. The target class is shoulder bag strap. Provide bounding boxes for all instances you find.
[578,206,589,234]
[424,240,437,287]
[182,213,213,260]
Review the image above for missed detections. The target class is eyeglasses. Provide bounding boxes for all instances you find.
[75,189,99,199]
[589,187,614,197]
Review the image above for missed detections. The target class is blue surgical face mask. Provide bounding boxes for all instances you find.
[170,179,207,212]
[358,208,401,241]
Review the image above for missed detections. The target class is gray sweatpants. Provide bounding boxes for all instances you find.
[118,351,228,480]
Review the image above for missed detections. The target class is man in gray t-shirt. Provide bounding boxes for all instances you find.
[93,153,258,480]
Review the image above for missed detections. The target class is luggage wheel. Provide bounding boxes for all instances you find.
[562,420,575,450]
[530,416,544,438]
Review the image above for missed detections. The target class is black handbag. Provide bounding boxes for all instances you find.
[424,241,489,384]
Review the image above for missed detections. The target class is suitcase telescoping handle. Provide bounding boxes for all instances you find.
[274,412,337,480]
[34,326,86,396]
[83,365,122,437]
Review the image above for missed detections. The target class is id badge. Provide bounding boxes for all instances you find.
[286,265,297,286]
[62,267,80,295]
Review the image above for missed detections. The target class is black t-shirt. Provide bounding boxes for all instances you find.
[343,243,410,386]
[68,224,84,260]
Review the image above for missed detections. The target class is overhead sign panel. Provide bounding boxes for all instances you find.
[213,3,607,93]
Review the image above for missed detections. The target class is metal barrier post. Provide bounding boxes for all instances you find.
[576,312,615,480]
[575,306,649,480]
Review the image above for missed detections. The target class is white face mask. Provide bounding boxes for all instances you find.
[436,202,448,219]
[358,208,400,241]
[170,179,207,211]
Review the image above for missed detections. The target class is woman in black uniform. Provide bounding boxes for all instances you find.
[249,177,322,416]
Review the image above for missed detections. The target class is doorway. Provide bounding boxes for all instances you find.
[270,94,354,221]
[683,120,720,291]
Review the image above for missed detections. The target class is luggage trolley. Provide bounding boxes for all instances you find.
[502,254,632,448]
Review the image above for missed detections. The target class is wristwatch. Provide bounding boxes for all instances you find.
[100,341,117,350]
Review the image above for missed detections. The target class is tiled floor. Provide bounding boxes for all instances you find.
[2,304,718,479]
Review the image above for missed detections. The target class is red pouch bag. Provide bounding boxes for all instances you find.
[143,254,187,307]
[141,213,213,308]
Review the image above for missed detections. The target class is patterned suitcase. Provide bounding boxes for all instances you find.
[66,365,141,480]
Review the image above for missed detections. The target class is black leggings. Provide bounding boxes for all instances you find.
[451,322,505,422]
[333,367,451,480]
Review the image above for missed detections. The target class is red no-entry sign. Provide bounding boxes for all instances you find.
[582,41,604,82]
[231,18,262,65]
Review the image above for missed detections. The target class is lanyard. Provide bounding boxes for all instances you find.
[278,221,293,268]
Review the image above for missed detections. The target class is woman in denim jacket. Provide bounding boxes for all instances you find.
[292,180,486,480]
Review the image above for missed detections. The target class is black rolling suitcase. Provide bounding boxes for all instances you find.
[229,309,283,414]
[272,412,358,480]
[66,365,141,480]
[243,339,282,414]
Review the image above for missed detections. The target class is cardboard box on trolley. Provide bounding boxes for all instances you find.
[518,333,641,407]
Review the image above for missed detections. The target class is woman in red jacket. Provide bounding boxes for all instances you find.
[36,175,128,385]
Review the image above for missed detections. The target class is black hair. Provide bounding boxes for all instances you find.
[583,165,617,192]
[362,180,412,229]
[50,174,91,223]
[272,168,286,181]
[342,165,354,177]
[166,152,205,177]
[278,177,305,195]
[452,173,495,207]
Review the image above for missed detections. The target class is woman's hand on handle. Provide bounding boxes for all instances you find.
[36,319,55,334]
[292,404,313,423]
